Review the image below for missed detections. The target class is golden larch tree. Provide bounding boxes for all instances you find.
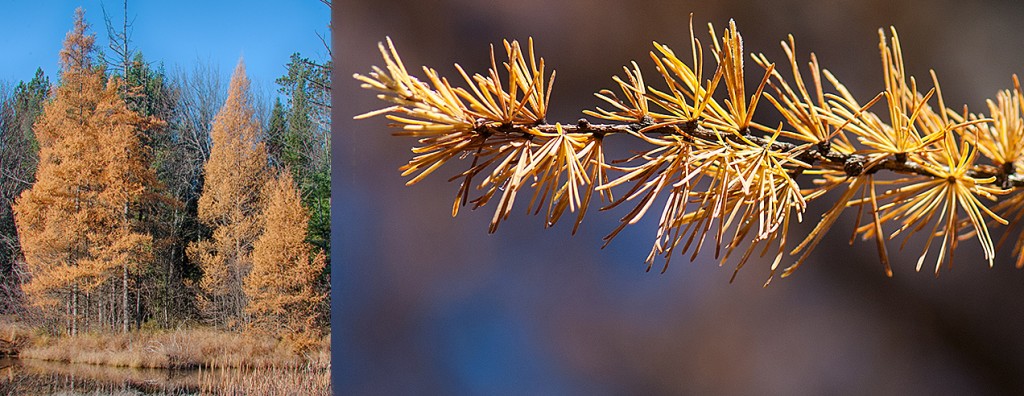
[188,60,267,327]
[245,168,326,347]
[14,8,159,334]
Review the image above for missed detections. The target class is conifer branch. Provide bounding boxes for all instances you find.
[461,120,1024,185]
[355,16,1024,282]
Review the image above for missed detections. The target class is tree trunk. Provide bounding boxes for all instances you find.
[135,274,141,330]
[122,263,128,333]
[71,285,78,337]
[122,198,130,333]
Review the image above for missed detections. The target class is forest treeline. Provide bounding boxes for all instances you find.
[0,9,331,345]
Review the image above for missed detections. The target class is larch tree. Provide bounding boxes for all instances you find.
[187,60,267,328]
[14,8,160,335]
[245,168,326,347]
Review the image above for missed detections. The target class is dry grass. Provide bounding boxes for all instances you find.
[7,327,331,394]
[0,317,34,356]
[7,352,330,395]
[196,354,331,395]
[19,327,329,370]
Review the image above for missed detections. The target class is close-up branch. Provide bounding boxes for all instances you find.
[354,16,1024,283]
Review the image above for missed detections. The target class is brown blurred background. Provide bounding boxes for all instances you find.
[334,0,1024,394]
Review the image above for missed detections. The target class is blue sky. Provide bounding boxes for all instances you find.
[0,0,330,94]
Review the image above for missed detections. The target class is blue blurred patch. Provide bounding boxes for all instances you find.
[425,291,573,395]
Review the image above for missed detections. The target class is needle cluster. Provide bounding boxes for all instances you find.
[355,17,1024,283]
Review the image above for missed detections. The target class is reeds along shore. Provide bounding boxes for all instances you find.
[3,355,330,395]
[1,323,331,395]
[12,326,329,370]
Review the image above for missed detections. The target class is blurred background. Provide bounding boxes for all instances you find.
[334,0,1024,394]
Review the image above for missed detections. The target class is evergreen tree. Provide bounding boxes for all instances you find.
[120,52,188,328]
[13,68,49,155]
[276,53,330,264]
[266,98,287,169]
[124,54,174,122]
[280,65,313,181]
[277,53,329,176]
[187,60,267,328]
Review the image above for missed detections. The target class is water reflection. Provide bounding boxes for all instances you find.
[0,357,230,395]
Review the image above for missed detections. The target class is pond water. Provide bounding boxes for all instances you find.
[0,357,224,395]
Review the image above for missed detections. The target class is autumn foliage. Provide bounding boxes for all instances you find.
[356,17,1024,283]
[4,8,330,349]
[246,168,326,347]
[187,61,268,327]
[14,8,161,334]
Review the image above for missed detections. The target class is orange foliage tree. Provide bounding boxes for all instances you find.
[188,60,267,327]
[245,168,326,346]
[14,8,160,335]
